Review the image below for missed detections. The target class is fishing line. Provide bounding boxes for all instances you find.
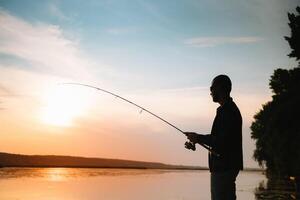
[61,82,219,156]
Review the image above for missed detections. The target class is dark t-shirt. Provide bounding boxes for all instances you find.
[201,98,243,172]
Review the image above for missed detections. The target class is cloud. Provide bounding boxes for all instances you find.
[0,83,18,111]
[184,36,264,47]
[0,84,12,95]
[0,10,115,116]
[0,10,96,80]
[0,83,16,110]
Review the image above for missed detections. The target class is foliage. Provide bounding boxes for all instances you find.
[285,7,300,61]
[251,7,300,176]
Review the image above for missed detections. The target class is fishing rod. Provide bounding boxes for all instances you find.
[61,82,219,156]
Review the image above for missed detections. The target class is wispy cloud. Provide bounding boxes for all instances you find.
[0,83,15,110]
[184,36,264,47]
[0,84,12,95]
[0,10,95,80]
[0,82,23,97]
[0,9,115,116]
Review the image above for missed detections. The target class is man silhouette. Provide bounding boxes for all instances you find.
[185,75,243,200]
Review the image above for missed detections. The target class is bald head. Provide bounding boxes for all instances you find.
[212,75,232,94]
[210,75,232,104]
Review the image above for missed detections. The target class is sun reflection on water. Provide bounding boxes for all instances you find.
[44,168,68,182]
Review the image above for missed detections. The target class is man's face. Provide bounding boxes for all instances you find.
[210,81,221,102]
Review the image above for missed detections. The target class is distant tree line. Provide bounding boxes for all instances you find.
[251,7,300,177]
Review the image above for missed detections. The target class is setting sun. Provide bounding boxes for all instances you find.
[41,85,92,127]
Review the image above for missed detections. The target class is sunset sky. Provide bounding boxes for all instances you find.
[0,0,298,168]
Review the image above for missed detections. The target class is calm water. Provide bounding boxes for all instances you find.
[0,168,295,200]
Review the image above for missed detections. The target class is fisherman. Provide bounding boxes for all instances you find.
[185,75,243,200]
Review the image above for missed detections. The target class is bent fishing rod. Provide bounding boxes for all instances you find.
[61,83,219,156]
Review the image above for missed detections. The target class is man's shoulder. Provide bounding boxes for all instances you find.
[222,100,242,118]
[230,100,240,110]
[221,98,238,110]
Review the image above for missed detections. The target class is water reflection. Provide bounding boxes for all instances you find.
[0,167,192,180]
[46,168,68,181]
[0,168,212,200]
[0,169,269,200]
[255,177,298,199]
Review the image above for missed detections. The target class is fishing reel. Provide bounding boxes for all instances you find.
[185,141,196,151]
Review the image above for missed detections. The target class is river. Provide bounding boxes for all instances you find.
[0,168,296,199]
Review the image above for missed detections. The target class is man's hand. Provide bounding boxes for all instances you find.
[184,132,199,143]
[185,141,196,151]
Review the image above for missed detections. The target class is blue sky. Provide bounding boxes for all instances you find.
[2,0,298,89]
[0,0,299,167]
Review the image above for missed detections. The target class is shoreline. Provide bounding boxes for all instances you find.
[0,166,264,172]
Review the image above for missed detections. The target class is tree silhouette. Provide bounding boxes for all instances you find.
[251,7,300,177]
[285,7,300,61]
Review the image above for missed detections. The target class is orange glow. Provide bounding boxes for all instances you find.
[44,168,68,182]
[40,85,92,127]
